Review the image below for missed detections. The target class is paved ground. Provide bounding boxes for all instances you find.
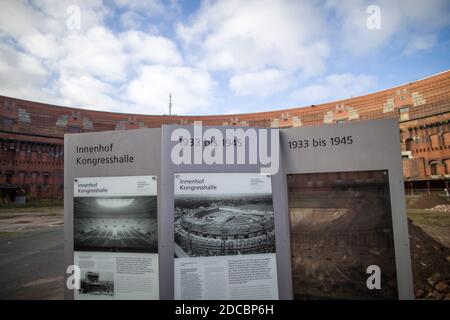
[0,198,447,300]
[0,226,64,299]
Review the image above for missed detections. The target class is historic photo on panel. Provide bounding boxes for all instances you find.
[174,173,275,258]
[74,196,158,253]
[73,176,159,300]
[79,270,114,298]
[288,170,398,299]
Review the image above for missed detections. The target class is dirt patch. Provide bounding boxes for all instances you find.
[0,206,63,215]
[426,205,450,213]
[22,276,64,288]
[409,194,450,209]
[0,208,63,234]
[409,219,450,299]
[408,208,450,248]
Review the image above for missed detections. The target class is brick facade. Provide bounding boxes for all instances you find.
[1,71,449,200]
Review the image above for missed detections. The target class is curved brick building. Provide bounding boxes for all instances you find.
[1,70,449,201]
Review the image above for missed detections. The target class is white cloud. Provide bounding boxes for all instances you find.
[326,0,450,55]
[0,0,190,114]
[0,42,52,101]
[114,0,164,16]
[177,0,329,76]
[19,32,61,60]
[0,44,47,78]
[291,73,377,105]
[120,11,145,30]
[229,69,290,97]
[0,0,109,40]
[32,0,110,33]
[0,1,44,39]
[121,31,183,66]
[403,34,437,55]
[117,0,167,30]
[58,75,123,111]
[60,27,128,82]
[127,65,215,114]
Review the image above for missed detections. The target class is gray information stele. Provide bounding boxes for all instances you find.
[64,128,161,300]
[160,125,292,300]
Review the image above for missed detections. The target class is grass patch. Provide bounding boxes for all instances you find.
[0,199,63,210]
[407,209,450,228]
[0,199,63,214]
[0,231,22,237]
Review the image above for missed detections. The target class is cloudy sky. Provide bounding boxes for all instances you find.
[0,0,449,115]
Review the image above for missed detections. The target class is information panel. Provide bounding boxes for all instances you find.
[280,119,414,300]
[173,173,278,299]
[160,124,291,300]
[73,176,159,300]
[64,128,161,300]
[288,170,398,299]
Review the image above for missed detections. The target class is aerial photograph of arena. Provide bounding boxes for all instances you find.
[74,196,157,253]
[79,271,114,298]
[174,193,275,258]
[288,170,398,300]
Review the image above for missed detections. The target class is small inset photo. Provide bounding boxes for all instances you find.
[79,271,114,297]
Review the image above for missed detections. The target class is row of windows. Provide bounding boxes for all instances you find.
[4,95,447,133]
[1,170,63,184]
[429,160,450,175]
[0,140,63,156]
[1,159,62,167]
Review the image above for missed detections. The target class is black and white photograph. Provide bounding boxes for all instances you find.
[74,196,158,253]
[79,271,114,297]
[288,170,398,300]
[174,173,275,258]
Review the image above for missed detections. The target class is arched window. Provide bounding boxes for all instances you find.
[443,132,450,146]
[430,161,438,175]
[43,173,50,185]
[405,138,413,151]
[444,159,450,175]
[6,172,13,184]
[430,134,440,149]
